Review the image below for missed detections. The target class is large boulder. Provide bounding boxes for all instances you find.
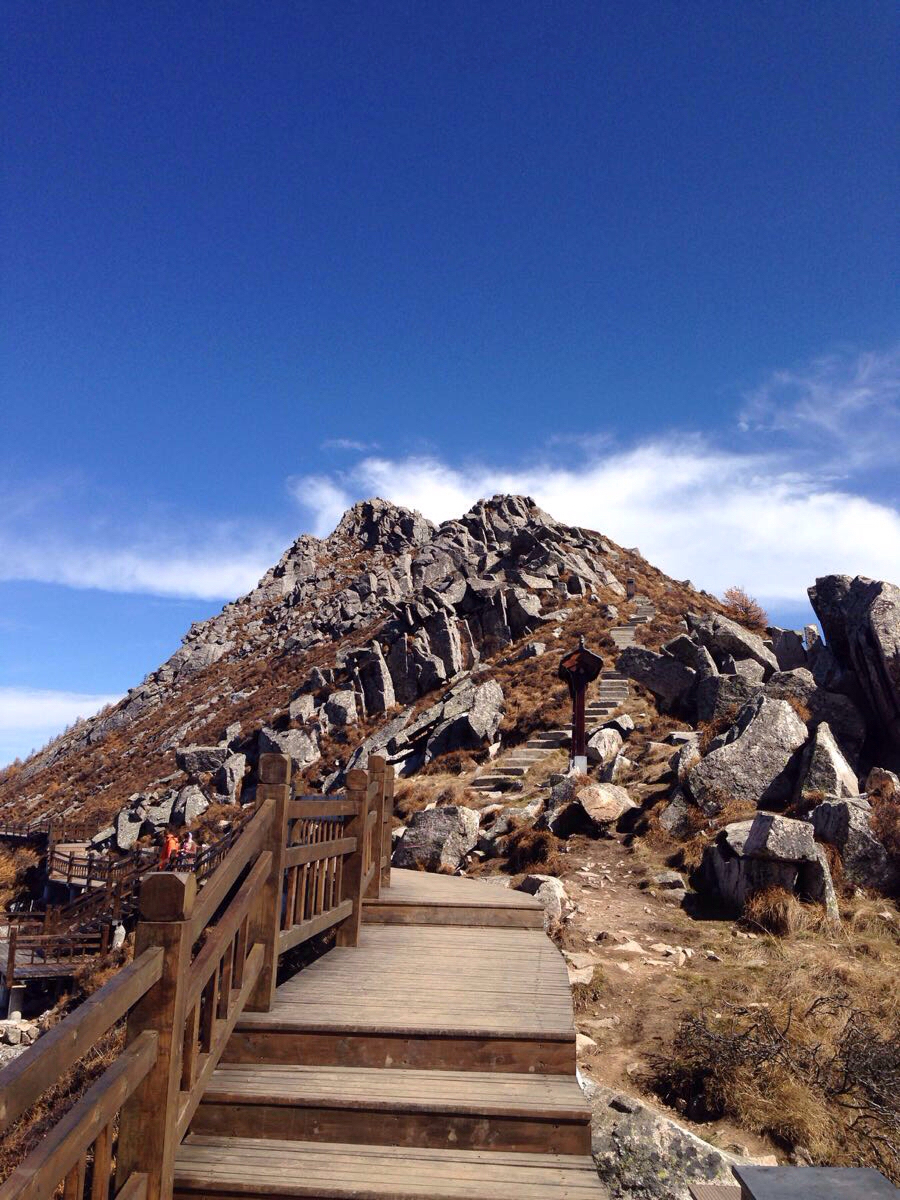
[545,778,636,835]
[324,689,358,727]
[687,696,808,812]
[391,805,479,871]
[809,574,900,751]
[617,647,696,712]
[176,745,230,777]
[171,784,209,828]
[586,1080,768,1200]
[690,613,779,678]
[796,722,859,800]
[424,680,504,762]
[810,797,899,893]
[765,668,866,765]
[694,673,761,724]
[769,627,808,671]
[215,753,246,804]
[586,727,624,766]
[348,642,396,715]
[259,726,320,772]
[516,874,569,929]
[115,808,144,852]
[700,813,837,917]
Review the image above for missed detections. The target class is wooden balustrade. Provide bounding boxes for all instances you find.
[0,752,394,1200]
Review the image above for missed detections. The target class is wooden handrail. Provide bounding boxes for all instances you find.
[0,947,163,1132]
[0,1031,158,1200]
[189,798,273,939]
[0,753,394,1200]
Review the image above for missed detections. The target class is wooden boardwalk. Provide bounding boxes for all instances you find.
[1,758,604,1200]
[175,870,603,1199]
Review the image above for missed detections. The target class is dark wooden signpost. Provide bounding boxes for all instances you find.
[558,637,604,768]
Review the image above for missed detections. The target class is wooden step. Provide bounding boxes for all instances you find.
[227,926,576,1074]
[363,868,543,930]
[191,1064,591,1154]
[174,1136,605,1199]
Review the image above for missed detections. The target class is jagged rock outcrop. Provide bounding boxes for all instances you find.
[686,696,807,812]
[810,796,899,893]
[809,574,900,754]
[616,647,696,712]
[796,722,859,799]
[688,613,779,679]
[764,668,866,765]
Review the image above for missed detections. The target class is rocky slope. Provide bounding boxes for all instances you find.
[0,495,710,834]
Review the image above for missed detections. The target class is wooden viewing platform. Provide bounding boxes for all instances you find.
[0,755,604,1200]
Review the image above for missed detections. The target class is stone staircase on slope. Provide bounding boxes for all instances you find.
[470,599,656,794]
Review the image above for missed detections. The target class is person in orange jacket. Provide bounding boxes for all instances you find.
[159,829,179,869]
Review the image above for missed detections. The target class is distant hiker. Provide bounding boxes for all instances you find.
[159,830,179,869]
[180,831,197,869]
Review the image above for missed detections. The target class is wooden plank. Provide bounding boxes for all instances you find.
[114,1176,148,1200]
[363,903,544,929]
[190,800,274,939]
[285,838,356,868]
[225,1029,575,1075]
[288,798,356,819]
[0,1032,157,1200]
[277,900,352,955]
[334,770,368,948]
[173,1136,604,1199]
[0,947,163,1132]
[116,874,197,1200]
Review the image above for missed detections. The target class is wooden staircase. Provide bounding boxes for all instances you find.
[174,874,604,1199]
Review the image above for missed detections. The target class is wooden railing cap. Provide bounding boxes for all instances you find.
[138,871,197,921]
[259,752,291,785]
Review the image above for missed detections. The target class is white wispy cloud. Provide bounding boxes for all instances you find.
[739,343,900,467]
[289,439,900,602]
[0,687,122,766]
[320,438,380,452]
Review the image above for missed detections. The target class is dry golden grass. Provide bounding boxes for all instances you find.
[393,773,472,819]
[742,887,829,937]
[650,895,900,1180]
[0,846,40,910]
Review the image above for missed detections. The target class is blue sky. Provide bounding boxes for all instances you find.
[1,2,898,764]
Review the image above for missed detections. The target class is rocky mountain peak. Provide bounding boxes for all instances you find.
[330,498,434,554]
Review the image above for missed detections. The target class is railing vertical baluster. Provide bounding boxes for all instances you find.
[90,1122,113,1200]
[116,871,197,1200]
[245,753,291,1013]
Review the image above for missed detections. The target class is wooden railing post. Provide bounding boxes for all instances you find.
[116,870,197,1200]
[244,751,291,1012]
[365,756,387,901]
[380,762,394,889]
[336,768,369,948]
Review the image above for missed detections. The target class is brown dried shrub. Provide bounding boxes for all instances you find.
[722,586,769,634]
[501,824,564,876]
